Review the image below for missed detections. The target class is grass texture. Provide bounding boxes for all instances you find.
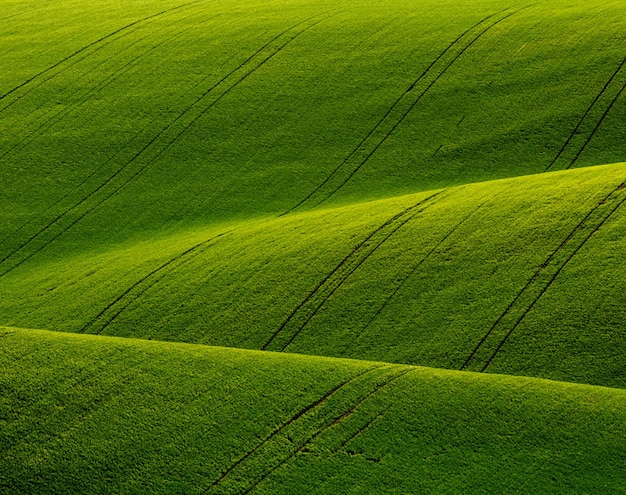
[2,327,626,494]
[1,0,626,491]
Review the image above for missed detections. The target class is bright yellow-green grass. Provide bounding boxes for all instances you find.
[2,0,626,491]
[2,327,626,494]
[2,163,625,389]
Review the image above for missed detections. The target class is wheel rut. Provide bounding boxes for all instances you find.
[199,365,411,495]
[262,191,446,352]
[283,5,529,214]
[545,56,626,172]
[461,181,626,372]
[0,13,333,278]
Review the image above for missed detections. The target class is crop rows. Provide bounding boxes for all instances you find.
[545,57,626,172]
[78,229,236,335]
[284,5,527,214]
[201,365,411,494]
[0,13,333,278]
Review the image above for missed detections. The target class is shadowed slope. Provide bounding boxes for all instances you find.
[1,0,625,270]
[1,163,625,388]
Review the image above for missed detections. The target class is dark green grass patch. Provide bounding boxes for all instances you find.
[1,327,625,494]
[1,0,625,261]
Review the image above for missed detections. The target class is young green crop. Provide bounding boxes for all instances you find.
[2,0,626,491]
[2,327,625,494]
[1,0,625,259]
[1,163,625,389]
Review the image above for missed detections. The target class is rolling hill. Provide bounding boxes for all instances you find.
[1,0,626,491]
[2,327,626,494]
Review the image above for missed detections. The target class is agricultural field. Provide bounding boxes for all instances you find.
[1,0,625,492]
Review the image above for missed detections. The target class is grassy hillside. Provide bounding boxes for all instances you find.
[1,0,625,258]
[2,327,625,494]
[2,0,626,491]
[1,163,625,388]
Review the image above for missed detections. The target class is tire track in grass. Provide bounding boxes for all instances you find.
[237,367,412,495]
[282,6,527,215]
[0,5,212,249]
[262,191,446,352]
[352,197,486,347]
[544,57,626,172]
[0,123,148,252]
[0,13,332,278]
[461,181,626,372]
[201,366,411,495]
[0,8,211,163]
[565,80,626,169]
[0,346,138,459]
[78,228,236,335]
[198,366,380,494]
[0,0,208,113]
[334,412,383,454]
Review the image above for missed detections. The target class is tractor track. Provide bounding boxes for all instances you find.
[237,367,412,495]
[0,8,211,163]
[262,191,445,352]
[0,0,209,113]
[461,181,626,372]
[545,56,626,172]
[79,229,236,335]
[565,80,626,169]
[335,412,383,453]
[199,365,381,494]
[283,5,528,214]
[0,13,332,278]
[354,197,485,344]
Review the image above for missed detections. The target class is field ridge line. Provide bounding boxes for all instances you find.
[0,13,332,278]
[283,5,530,214]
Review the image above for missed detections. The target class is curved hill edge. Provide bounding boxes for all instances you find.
[1,326,625,494]
[1,161,626,390]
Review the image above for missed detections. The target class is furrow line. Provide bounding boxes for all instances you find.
[0,0,207,111]
[0,124,147,252]
[566,80,626,169]
[480,187,626,371]
[238,367,412,495]
[461,181,626,372]
[283,6,524,214]
[545,57,626,172]
[354,198,485,344]
[262,190,445,351]
[0,8,206,163]
[312,7,528,208]
[199,365,381,494]
[79,229,235,335]
[335,412,384,453]
[0,14,327,276]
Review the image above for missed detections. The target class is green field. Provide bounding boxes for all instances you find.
[1,0,625,491]
[3,328,626,494]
